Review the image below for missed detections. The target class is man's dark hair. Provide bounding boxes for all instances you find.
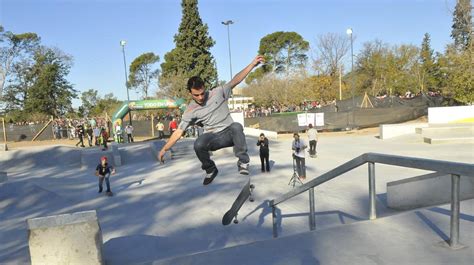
[187,76,205,92]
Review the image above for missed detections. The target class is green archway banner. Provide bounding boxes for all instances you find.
[111,99,186,140]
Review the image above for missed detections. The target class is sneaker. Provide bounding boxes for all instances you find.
[203,168,218,185]
[98,188,103,193]
[238,162,249,175]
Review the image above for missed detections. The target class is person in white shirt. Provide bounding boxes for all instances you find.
[156,120,165,139]
[292,133,307,180]
[307,123,318,157]
[125,124,134,143]
[93,126,100,146]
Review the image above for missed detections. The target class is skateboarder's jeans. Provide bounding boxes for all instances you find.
[309,140,317,155]
[194,122,249,173]
[98,173,111,191]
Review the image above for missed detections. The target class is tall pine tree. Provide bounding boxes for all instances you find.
[419,33,438,91]
[160,0,217,99]
[451,0,472,51]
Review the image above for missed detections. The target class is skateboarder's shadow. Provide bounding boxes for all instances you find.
[242,200,282,231]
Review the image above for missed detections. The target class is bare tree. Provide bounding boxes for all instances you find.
[312,33,351,76]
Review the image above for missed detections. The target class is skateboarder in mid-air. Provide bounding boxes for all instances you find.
[158,55,265,185]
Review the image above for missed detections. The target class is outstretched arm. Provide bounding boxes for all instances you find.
[227,55,265,89]
[158,128,184,162]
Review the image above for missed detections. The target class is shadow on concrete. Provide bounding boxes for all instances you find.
[428,207,474,222]
[103,233,227,265]
[415,211,449,242]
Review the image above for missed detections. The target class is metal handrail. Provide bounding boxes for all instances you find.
[269,152,474,249]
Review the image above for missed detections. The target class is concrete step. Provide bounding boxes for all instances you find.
[416,123,474,134]
[424,136,474,144]
[149,200,474,265]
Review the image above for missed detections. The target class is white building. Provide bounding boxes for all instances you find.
[228,96,254,110]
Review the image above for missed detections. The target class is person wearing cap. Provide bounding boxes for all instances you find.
[95,156,115,195]
[292,133,307,180]
[257,133,270,172]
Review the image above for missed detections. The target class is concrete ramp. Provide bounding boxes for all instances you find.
[0,182,75,220]
[0,146,81,171]
[0,182,79,264]
[120,141,160,164]
[81,148,116,169]
[150,201,474,265]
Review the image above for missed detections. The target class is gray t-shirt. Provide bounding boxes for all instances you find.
[178,83,234,133]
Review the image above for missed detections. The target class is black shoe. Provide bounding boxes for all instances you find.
[238,162,249,175]
[203,168,218,185]
[98,188,103,193]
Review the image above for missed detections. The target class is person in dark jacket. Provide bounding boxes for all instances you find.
[75,124,85,147]
[257,133,270,172]
[95,156,115,195]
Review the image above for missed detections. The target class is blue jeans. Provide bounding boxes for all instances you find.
[194,122,249,173]
[98,173,111,192]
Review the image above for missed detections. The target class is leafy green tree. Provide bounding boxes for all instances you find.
[451,0,472,51]
[93,93,122,117]
[2,58,35,112]
[129,52,160,99]
[0,26,40,96]
[160,0,217,99]
[24,47,77,117]
[438,45,473,103]
[355,40,420,96]
[246,31,309,84]
[79,89,99,117]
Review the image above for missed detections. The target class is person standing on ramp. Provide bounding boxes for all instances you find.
[158,55,265,185]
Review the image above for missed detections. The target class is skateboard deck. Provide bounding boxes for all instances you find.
[222,179,255,225]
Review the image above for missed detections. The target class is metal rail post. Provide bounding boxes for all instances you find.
[368,162,377,220]
[309,188,316,230]
[449,174,460,248]
[272,206,278,238]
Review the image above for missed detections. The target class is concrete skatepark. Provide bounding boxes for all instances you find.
[0,126,473,264]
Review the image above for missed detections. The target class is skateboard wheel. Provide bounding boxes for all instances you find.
[233,219,239,224]
[250,184,255,189]
[249,198,254,202]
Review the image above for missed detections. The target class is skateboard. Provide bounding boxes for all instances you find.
[222,179,255,225]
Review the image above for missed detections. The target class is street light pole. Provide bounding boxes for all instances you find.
[222,20,234,109]
[120,40,132,125]
[346,28,354,108]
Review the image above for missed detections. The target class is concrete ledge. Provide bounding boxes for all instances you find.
[27,210,104,265]
[244,127,278,140]
[423,136,474,144]
[81,150,114,169]
[379,123,428,139]
[111,143,122,166]
[0,143,7,151]
[387,172,474,210]
[0,171,7,183]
